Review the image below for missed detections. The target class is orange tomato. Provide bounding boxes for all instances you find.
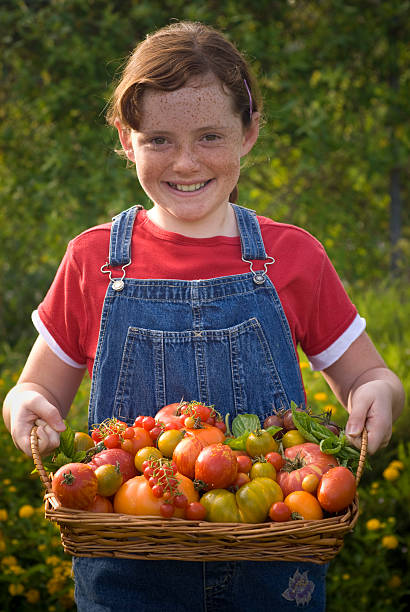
[121,427,152,455]
[184,424,226,446]
[284,491,323,520]
[113,473,199,518]
[302,474,320,493]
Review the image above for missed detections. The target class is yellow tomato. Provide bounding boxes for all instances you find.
[157,430,184,458]
[282,430,306,448]
[73,432,95,452]
[134,447,163,472]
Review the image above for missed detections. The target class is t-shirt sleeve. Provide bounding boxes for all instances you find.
[33,240,88,368]
[299,247,366,370]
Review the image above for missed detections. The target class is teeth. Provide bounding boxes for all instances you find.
[170,182,207,192]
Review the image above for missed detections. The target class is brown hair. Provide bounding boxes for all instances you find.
[106,21,262,202]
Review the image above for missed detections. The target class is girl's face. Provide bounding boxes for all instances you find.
[116,74,259,237]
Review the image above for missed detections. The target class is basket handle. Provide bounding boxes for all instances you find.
[30,425,53,494]
[355,428,368,486]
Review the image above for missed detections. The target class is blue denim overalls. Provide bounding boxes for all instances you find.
[73,204,327,611]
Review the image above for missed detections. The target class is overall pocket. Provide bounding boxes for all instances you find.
[113,317,289,423]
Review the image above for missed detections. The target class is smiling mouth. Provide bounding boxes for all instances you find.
[167,180,212,192]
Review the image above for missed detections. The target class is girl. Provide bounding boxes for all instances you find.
[3,21,404,612]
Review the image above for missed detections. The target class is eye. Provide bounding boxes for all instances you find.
[150,137,167,146]
[201,133,221,142]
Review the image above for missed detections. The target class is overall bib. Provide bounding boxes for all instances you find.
[74,204,327,611]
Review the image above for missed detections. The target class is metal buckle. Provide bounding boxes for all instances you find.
[100,261,131,292]
[242,256,275,284]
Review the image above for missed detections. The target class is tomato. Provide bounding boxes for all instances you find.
[246,430,277,457]
[91,429,103,443]
[134,446,163,472]
[269,501,292,522]
[142,416,156,431]
[276,442,339,497]
[52,463,98,510]
[317,466,356,513]
[250,461,276,480]
[265,452,284,471]
[120,427,152,455]
[184,423,226,446]
[172,435,205,479]
[284,491,323,520]
[73,432,95,452]
[87,494,114,513]
[95,463,123,497]
[302,474,319,493]
[231,472,251,489]
[154,402,186,429]
[157,429,184,458]
[194,443,238,490]
[183,401,212,422]
[282,430,306,448]
[113,473,198,518]
[89,448,137,483]
[236,454,252,474]
[200,489,241,523]
[185,501,207,521]
[236,477,283,523]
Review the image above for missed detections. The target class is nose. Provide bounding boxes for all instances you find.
[172,143,200,173]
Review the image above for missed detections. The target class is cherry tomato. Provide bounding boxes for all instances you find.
[173,494,188,509]
[91,429,103,443]
[184,416,196,429]
[231,472,251,489]
[265,452,284,471]
[269,501,292,522]
[122,427,135,439]
[214,421,227,433]
[149,426,163,441]
[160,503,175,518]
[133,415,145,427]
[185,501,207,521]
[142,416,156,431]
[302,474,320,494]
[236,454,252,474]
[104,433,121,449]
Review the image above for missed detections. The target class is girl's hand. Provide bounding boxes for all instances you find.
[9,389,66,457]
[345,380,394,455]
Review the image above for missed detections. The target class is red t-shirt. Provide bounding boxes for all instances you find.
[33,209,364,376]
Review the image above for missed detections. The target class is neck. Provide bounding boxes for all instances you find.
[147,204,239,238]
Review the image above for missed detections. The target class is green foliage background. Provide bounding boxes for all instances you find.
[0,1,409,610]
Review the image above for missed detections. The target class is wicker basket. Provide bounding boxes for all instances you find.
[31,426,367,564]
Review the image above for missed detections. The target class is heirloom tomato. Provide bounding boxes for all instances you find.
[89,448,137,483]
[194,443,238,490]
[95,463,123,497]
[276,443,338,497]
[246,430,277,457]
[113,473,198,518]
[200,489,241,523]
[236,477,283,523]
[157,429,184,458]
[73,432,95,452]
[172,435,204,479]
[52,463,98,510]
[154,403,186,429]
[317,466,356,513]
[281,430,306,448]
[284,491,323,520]
[184,423,226,446]
[121,427,152,455]
[250,461,276,480]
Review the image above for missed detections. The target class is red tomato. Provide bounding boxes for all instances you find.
[276,443,339,497]
[194,443,238,490]
[154,402,186,429]
[104,433,121,449]
[269,501,292,522]
[317,466,356,513]
[52,463,98,510]
[231,472,251,489]
[89,448,137,483]
[172,435,205,479]
[87,494,114,513]
[120,427,152,455]
[236,454,253,474]
[265,452,284,471]
[185,501,207,521]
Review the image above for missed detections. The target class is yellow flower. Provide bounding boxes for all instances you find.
[10,564,24,575]
[18,504,35,519]
[8,583,24,596]
[0,540,6,552]
[2,555,18,566]
[383,467,400,481]
[8,486,17,493]
[371,482,379,489]
[46,555,61,566]
[313,392,327,401]
[2,479,11,485]
[38,543,47,552]
[25,589,40,604]
[366,518,382,531]
[388,575,401,588]
[0,509,8,521]
[382,535,399,549]
[389,460,404,471]
[51,536,62,547]
[387,516,396,525]
[299,361,309,369]
[342,573,350,580]
[324,404,337,415]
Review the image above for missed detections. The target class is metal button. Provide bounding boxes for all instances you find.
[253,273,266,285]
[112,279,125,292]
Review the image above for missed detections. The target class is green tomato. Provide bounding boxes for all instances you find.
[200,489,241,523]
[236,477,283,523]
[250,461,276,480]
[246,430,278,457]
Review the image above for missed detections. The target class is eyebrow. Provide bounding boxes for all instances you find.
[137,125,230,135]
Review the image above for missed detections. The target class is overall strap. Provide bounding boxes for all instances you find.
[109,205,143,267]
[232,204,268,260]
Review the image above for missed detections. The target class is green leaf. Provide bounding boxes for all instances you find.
[223,431,249,450]
[231,414,260,437]
[59,423,75,457]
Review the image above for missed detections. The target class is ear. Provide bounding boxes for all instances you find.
[114,119,135,162]
[240,112,260,158]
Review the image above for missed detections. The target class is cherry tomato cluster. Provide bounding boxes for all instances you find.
[91,417,135,448]
[178,401,227,433]
[141,456,189,518]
